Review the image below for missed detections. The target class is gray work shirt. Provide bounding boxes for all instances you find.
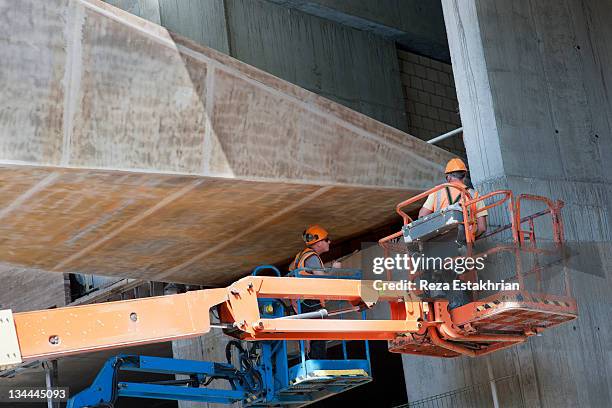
[304,253,323,270]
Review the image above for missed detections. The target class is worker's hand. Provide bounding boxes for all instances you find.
[332,261,342,269]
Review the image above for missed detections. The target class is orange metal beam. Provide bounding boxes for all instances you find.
[12,276,422,362]
[251,318,421,339]
[235,276,413,303]
[15,289,228,361]
[8,275,577,362]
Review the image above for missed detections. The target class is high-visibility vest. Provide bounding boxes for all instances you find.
[289,247,322,273]
[289,247,326,309]
[431,184,479,214]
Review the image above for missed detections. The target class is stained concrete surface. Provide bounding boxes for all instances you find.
[0,0,453,285]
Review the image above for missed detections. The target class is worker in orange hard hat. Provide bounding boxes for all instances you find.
[419,158,488,238]
[289,225,341,360]
[418,158,487,310]
[290,225,341,274]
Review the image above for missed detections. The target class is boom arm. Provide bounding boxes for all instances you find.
[6,276,423,363]
[3,269,577,364]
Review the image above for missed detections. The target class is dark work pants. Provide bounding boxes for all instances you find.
[300,300,327,359]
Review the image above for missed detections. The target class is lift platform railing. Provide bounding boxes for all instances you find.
[377,186,577,358]
[391,183,514,244]
[379,184,568,285]
[284,266,370,379]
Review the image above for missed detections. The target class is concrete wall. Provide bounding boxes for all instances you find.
[398,49,463,157]
[0,265,68,312]
[402,0,612,406]
[261,0,450,61]
[173,329,236,408]
[105,0,408,132]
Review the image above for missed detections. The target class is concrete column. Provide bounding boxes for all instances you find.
[439,0,505,184]
[442,0,612,241]
[401,0,612,406]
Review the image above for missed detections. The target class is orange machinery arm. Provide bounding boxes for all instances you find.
[3,275,542,366]
[6,276,426,363]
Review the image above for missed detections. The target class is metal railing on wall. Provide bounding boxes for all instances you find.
[427,127,463,145]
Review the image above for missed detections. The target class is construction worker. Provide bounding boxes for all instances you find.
[289,225,340,359]
[417,158,487,309]
[290,225,341,274]
[418,158,488,238]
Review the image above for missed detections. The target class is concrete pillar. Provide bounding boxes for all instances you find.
[442,0,612,242]
[401,1,612,407]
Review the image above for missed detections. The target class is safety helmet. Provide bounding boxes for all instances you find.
[445,158,468,174]
[302,225,329,246]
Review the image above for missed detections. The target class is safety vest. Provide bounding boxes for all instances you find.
[289,247,322,273]
[431,184,479,213]
[290,247,326,309]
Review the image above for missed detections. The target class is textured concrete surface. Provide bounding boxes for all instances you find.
[103,0,410,132]
[0,0,453,285]
[0,267,69,313]
[402,0,612,406]
[159,0,229,53]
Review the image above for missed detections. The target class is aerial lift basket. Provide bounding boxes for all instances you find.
[379,185,577,357]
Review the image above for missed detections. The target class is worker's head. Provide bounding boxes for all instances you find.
[303,225,331,253]
[444,158,467,183]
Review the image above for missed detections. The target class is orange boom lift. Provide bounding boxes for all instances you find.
[0,188,577,367]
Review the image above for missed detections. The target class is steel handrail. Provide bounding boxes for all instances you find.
[515,194,565,244]
[395,183,473,225]
[392,185,513,244]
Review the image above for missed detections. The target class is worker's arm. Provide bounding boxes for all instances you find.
[474,199,488,238]
[418,207,433,218]
[304,254,326,275]
[419,193,435,218]
[476,215,487,237]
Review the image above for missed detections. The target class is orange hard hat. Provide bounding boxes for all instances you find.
[303,225,329,246]
[445,158,467,174]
